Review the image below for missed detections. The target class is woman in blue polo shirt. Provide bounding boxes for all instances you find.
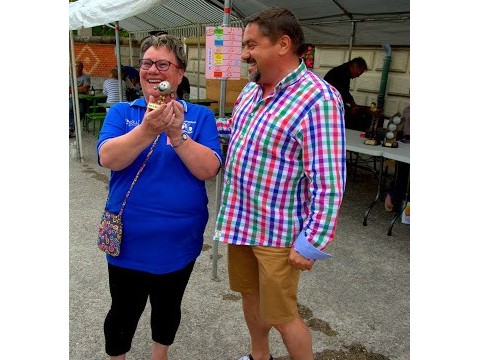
[97,34,222,359]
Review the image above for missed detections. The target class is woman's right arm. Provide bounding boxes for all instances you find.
[99,100,178,171]
[98,125,156,171]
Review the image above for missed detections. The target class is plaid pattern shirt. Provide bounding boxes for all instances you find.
[214,61,346,260]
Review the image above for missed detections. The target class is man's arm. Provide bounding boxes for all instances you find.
[292,98,346,262]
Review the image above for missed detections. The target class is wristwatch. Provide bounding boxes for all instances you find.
[172,133,188,148]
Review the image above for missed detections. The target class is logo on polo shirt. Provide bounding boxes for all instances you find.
[182,121,196,135]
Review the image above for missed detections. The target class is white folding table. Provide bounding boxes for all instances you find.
[346,129,410,235]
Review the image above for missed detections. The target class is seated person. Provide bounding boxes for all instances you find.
[69,60,90,137]
[324,57,369,131]
[176,75,190,101]
[385,106,410,212]
[122,65,141,101]
[102,68,127,104]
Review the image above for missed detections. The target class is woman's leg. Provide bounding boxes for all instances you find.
[104,264,150,358]
[149,261,196,360]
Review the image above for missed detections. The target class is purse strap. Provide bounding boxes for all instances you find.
[118,135,159,217]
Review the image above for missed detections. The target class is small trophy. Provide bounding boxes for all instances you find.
[147,80,174,110]
[364,102,380,145]
[382,113,402,148]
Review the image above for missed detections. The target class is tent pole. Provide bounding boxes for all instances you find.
[69,31,84,162]
[211,0,232,282]
[218,0,231,119]
[129,33,133,66]
[348,21,355,60]
[196,24,201,100]
[115,21,123,102]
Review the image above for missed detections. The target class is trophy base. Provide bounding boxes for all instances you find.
[364,139,379,146]
[382,141,398,148]
[147,103,161,110]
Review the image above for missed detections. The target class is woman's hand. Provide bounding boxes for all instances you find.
[141,95,177,136]
[165,100,185,142]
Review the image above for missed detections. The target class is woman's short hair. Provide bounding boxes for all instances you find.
[139,34,187,71]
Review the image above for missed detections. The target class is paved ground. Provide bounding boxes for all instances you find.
[69,131,410,360]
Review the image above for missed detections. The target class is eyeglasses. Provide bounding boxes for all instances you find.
[139,59,181,71]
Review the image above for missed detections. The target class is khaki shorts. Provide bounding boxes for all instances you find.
[228,244,300,325]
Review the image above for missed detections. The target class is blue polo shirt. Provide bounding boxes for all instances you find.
[97,98,222,274]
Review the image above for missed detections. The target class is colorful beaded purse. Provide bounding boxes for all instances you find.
[97,136,159,256]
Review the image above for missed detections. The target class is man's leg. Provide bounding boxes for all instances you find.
[241,292,272,360]
[229,245,272,360]
[253,246,313,360]
[274,317,313,360]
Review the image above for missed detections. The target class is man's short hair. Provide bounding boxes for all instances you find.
[351,57,367,70]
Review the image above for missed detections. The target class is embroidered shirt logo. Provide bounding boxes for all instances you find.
[126,118,140,127]
[183,121,196,134]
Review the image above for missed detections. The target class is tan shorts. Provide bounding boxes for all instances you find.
[228,244,300,325]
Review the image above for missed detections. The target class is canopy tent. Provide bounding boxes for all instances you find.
[70,0,409,46]
[69,0,409,129]
[69,0,409,278]
[69,0,410,146]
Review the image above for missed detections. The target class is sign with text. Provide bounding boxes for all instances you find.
[205,26,242,80]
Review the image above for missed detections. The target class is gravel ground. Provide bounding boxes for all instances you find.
[70,131,410,360]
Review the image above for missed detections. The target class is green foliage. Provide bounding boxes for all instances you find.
[92,25,129,37]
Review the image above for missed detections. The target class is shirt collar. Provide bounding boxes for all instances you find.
[273,59,307,93]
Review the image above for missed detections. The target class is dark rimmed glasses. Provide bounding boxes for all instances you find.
[139,59,181,72]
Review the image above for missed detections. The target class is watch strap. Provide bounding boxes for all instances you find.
[172,133,188,148]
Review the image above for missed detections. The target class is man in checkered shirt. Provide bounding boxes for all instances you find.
[214,7,346,360]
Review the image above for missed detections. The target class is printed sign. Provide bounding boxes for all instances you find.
[205,26,242,80]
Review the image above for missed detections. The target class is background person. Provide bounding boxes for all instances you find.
[324,57,368,131]
[103,67,127,104]
[385,105,410,212]
[122,65,142,101]
[176,75,190,101]
[69,60,91,137]
[214,7,346,360]
[97,34,222,360]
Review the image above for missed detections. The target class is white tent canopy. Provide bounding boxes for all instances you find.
[69,0,409,46]
[69,0,166,31]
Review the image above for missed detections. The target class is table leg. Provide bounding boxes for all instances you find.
[363,156,384,226]
[387,173,410,236]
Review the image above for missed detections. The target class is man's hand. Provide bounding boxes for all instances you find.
[288,248,314,271]
[350,102,358,114]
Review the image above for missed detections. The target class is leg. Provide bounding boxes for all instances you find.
[104,264,150,358]
[110,355,126,360]
[149,261,196,360]
[79,98,89,120]
[391,162,410,209]
[253,246,312,360]
[241,292,272,360]
[228,245,272,360]
[69,97,75,132]
[151,343,168,360]
[274,317,313,360]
